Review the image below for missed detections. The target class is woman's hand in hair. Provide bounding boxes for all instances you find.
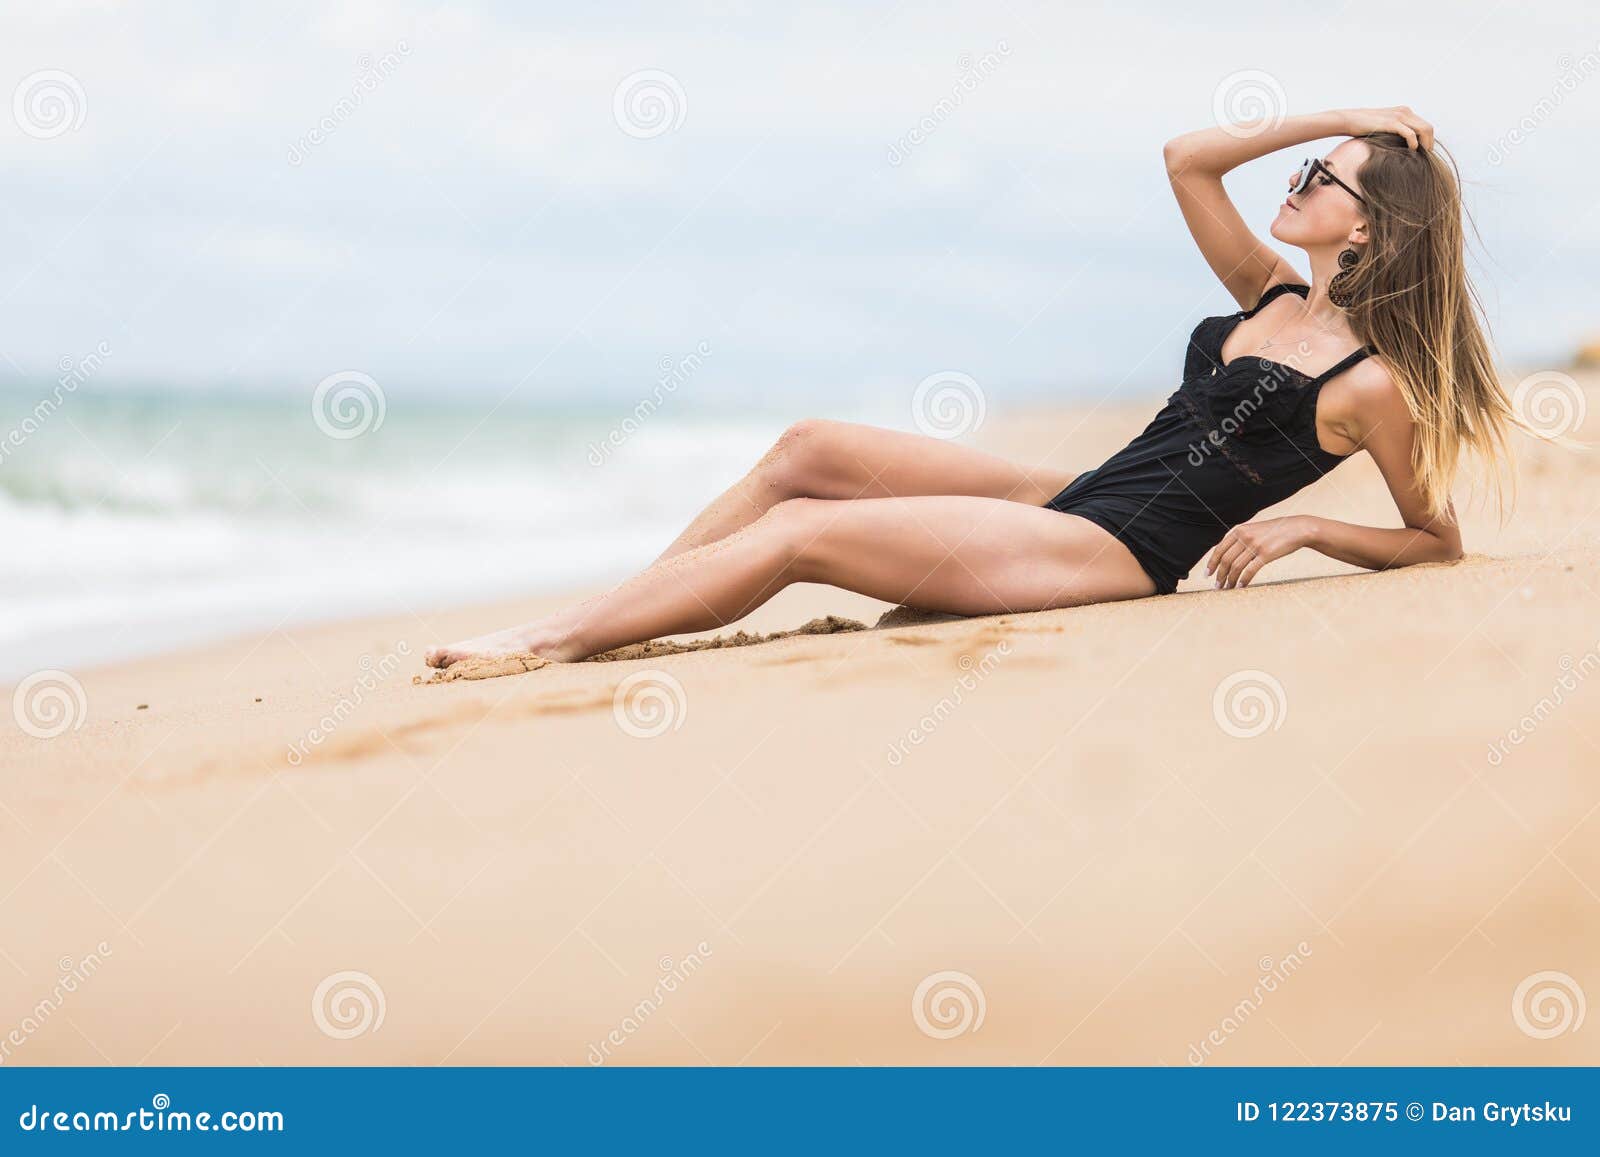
[1340,106,1434,151]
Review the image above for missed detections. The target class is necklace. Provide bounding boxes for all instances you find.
[1252,307,1350,354]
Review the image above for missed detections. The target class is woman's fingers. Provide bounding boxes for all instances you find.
[1217,539,1253,588]
[1394,106,1433,150]
[1210,536,1249,583]
[1224,547,1257,589]
[1414,116,1434,150]
[1205,531,1236,576]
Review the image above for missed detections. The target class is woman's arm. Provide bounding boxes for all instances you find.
[1298,508,1462,571]
[1164,106,1434,309]
[1205,510,1461,590]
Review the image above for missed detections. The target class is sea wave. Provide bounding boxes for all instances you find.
[0,388,788,676]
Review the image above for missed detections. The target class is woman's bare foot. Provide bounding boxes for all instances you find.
[424,621,579,669]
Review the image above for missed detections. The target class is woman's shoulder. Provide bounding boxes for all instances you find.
[1321,352,1411,442]
[1334,351,1401,403]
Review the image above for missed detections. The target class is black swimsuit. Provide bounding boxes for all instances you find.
[1044,282,1373,594]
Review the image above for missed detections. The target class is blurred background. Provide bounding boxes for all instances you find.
[2,0,1597,676]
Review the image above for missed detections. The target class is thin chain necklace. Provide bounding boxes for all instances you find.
[1252,303,1351,354]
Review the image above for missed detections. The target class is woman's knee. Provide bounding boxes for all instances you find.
[754,419,844,497]
[752,496,830,573]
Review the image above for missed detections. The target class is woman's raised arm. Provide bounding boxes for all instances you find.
[1163,109,1353,309]
[1163,107,1431,310]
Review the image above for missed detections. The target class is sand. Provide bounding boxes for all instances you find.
[3,378,1599,1067]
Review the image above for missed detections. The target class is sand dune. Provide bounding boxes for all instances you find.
[3,379,1598,1066]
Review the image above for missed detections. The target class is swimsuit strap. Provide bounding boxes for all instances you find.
[1245,281,1375,386]
[1308,346,1374,387]
[1242,281,1310,319]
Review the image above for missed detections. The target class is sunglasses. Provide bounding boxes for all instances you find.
[1290,156,1367,207]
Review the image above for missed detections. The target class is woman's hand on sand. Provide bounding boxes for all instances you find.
[1340,106,1434,151]
[1206,516,1316,590]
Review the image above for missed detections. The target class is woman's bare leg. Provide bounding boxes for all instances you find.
[654,419,1076,561]
[515,418,1079,650]
[425,495,1154,667]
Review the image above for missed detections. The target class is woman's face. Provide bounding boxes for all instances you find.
[1269,139,1370,248]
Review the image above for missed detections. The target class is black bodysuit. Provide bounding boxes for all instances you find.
[1044,281,1373,594]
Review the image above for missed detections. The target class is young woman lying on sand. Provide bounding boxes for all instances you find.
[427,105,1520,671]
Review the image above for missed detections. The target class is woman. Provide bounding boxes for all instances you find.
[427,105,1519,671]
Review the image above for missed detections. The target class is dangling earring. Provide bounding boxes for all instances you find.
[1328,246,1362,308]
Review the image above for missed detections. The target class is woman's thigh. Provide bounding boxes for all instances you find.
[786,494,1157,614]
[777,419,1076,506]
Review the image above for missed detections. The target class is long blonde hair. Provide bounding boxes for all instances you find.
[1337,131,1523,520]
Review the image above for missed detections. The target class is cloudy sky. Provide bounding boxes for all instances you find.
[2,0,1596,406]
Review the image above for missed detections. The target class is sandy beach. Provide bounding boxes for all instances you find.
[4,379,1598,1067]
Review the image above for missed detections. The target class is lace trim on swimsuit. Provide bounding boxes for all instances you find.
[1174,389,1265,485]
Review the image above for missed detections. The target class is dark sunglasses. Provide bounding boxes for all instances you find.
[1290,156,1367,207]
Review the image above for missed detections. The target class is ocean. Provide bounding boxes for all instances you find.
[0,383,843,680]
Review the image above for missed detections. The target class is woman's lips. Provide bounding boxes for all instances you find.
[1283,200,1299,212]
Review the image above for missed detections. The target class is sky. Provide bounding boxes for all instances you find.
[2,0,1597,408]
